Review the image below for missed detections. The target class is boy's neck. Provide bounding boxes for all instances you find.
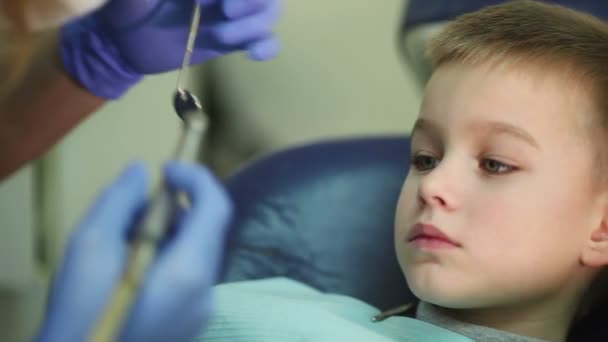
[435,296,580,342]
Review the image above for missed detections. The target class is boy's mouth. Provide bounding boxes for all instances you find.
[407,223,461,249]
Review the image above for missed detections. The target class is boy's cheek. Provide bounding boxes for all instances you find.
[394,189,417,239]
[397,176,419,210]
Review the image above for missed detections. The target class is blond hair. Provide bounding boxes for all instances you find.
[428,1,608,69]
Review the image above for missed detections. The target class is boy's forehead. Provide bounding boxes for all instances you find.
[420,61,595,141]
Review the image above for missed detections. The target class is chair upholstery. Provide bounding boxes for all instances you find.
[402,0,608,31]
[221,136,415,310]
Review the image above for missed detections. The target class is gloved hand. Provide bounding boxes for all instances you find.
[61,0,282,99]
[35,161,233,342]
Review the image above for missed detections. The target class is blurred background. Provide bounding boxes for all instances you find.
[3,0,606,340]
[0,1,421,339]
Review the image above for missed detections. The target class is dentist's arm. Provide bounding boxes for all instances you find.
[0,0,281,181]
[0,30,104,181]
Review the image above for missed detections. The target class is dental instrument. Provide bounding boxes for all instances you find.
[88,2,208,341]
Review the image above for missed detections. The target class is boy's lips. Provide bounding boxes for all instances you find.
[407,223,461,249]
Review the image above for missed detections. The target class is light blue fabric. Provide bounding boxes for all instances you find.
[198,278,473,341]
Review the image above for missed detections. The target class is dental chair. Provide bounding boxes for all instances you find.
[220,136,606,341]
[220,136,414,311]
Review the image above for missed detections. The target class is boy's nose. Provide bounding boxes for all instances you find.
[417,162,460,211]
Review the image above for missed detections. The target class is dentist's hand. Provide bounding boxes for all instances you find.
[36,162,233,342]
[60,0,282,99]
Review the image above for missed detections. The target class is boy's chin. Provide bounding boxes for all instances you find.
[406,272,497,310]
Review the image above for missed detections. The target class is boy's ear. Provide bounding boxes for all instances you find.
[581,205,608,268]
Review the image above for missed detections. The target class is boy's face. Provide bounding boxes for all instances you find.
[395,61,604,310]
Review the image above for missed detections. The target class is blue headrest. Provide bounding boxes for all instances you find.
[221,136,416,310]
[401,0,608,31]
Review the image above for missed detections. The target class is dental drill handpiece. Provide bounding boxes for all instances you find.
[89,96,208,342]
[88,2,207,341]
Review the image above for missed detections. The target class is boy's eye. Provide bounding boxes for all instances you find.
[480,158,514,174]
[412,153,439,171]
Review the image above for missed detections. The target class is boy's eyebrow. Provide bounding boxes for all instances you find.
[411,118,441,141]
[472,120,540,150]
[411,118,540,150]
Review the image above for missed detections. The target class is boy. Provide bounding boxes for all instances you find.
[202,1,608,341]
[396,0,608,340]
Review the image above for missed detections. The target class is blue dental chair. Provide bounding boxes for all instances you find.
[220,136,606,341]
[220,136,415,310]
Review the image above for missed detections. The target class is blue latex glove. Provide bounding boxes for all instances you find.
[61,0,282,99]
[36,161,233,342]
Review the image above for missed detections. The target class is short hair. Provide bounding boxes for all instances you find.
[427,0,608,180]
